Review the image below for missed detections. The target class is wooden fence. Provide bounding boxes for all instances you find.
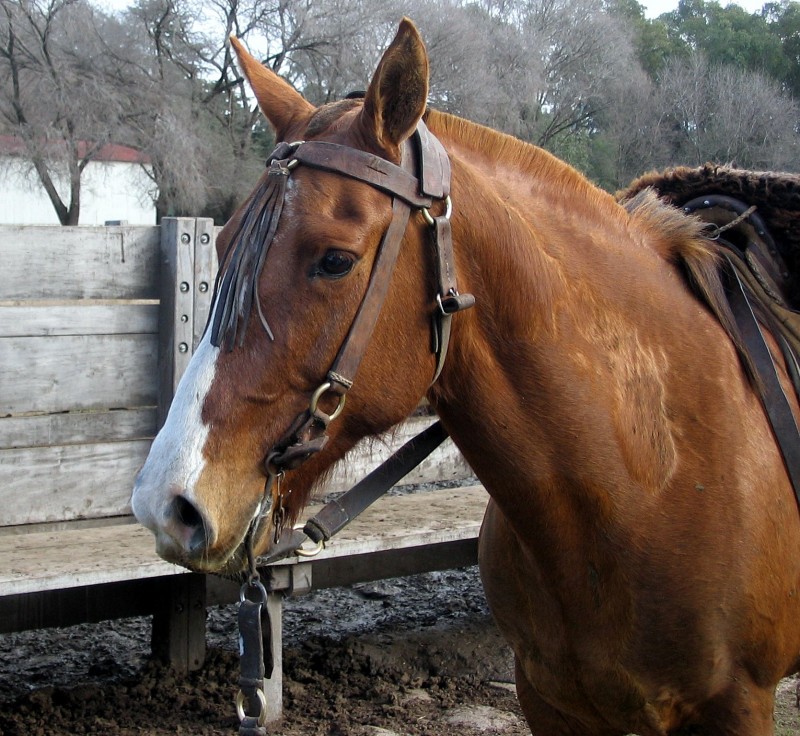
[0,220,477,682]
[0,219,214,528]
[0,219,471,531]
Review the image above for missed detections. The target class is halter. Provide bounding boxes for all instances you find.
[208,120,475,558]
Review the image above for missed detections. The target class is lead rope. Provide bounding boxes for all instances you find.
[234,473,277,736]
[236,571,270,736]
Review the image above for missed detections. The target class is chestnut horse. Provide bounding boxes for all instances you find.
[132,19,800,735]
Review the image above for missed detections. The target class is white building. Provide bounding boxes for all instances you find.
[0,136,157,225]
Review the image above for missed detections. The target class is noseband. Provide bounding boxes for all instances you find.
[209,120,474,550]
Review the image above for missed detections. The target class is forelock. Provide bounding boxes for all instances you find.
[305,99,363,138]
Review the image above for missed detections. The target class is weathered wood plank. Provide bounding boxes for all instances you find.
[0,333,158,415]
[151,573,207,673]
[192,220,217,349]
[0,415,464,528]
[0,303,158,338]
[0,440,151,525]
[0,408,157,449]
[0,225,160,300]
[0,523,186,595]
[0,577,198,636]
[155,218,217,426]
[0,486,487,596]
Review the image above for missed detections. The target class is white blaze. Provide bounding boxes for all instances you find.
[131,330,220,544]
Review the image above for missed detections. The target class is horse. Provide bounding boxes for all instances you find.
[131,19,800,735]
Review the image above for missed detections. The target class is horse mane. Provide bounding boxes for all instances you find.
[425,109,715,289]
[425,108,753,381]
[619,163,800,304]
[425,109,714,270]
[425,109,610,210]
[622,187,756,383]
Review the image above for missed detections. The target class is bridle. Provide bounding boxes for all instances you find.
[239,122,474,555]
[208,119,475,562]
[221,119,474,734]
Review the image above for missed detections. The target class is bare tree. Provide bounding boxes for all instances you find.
[655,52,800,170]
[111,0,213,218]
[0,0,133,224]
[390,0,638,152]
[705,63,800,170]
[597,62,668,186]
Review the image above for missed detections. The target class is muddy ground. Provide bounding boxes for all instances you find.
[0,567,798,736]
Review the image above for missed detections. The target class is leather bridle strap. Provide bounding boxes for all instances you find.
[292,141,435,209]
[327,196,412,394]
[724,256,800,511]
[264,125,471,475]
[258,419,450,565]
[235,123,470,735]
[263,139,421,473]
[240,123,474,563]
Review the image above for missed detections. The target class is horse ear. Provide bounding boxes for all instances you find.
[229,35,315,138]
[360,18,429,155]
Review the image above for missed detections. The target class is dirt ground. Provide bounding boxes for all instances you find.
[0,567,798,736]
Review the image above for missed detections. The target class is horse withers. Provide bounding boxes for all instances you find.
[131,19,800,735]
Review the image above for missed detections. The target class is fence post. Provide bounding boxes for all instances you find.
[192,218,217,349]
[153,217,216,673]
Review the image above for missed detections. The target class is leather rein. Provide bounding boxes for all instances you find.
[683,195,800,512]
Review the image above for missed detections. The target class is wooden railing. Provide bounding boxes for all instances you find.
[0,219,480,720]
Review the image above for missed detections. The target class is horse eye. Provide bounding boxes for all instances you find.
[317,250,355,279]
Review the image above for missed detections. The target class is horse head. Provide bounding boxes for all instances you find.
[132,20,453,575]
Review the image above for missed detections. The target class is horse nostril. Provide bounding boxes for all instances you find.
[173,495,209,554]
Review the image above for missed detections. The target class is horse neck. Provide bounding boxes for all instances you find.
[428,121,624,407]
[424,120,682,534]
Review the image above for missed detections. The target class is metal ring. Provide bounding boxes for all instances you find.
[295,538,324,557]
[291,523,325,557]
[421,195,452,226]
[309,382,346,421]
[239,578,268,604]
[235,688,268,725]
